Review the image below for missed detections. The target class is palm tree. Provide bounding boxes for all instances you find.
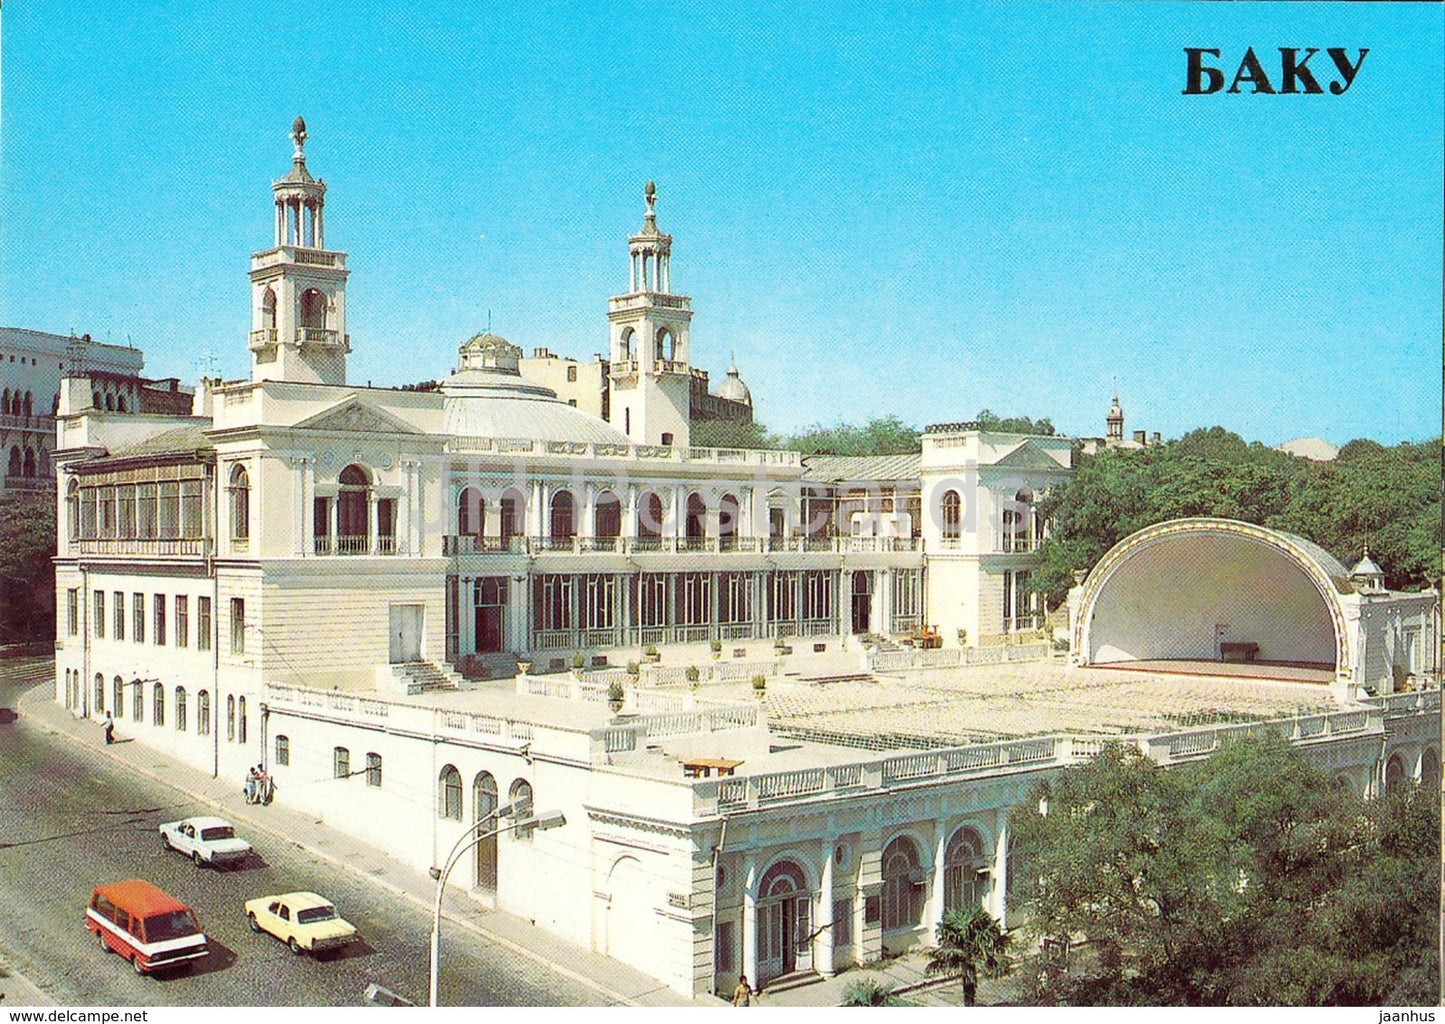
[924,906,1012,1006]
[840,976,904,1006]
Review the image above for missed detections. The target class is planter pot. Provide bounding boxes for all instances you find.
[607,698,625,713]
[516,660,533,675]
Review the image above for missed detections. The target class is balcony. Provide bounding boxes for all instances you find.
[296,327,340,346]
[312,534,401,556]
[607,292,692,313]
[72,537,212,556]
[248,329,278,348]
[445,435,802,467]
[442,534,921,558]
[0,413,56,433]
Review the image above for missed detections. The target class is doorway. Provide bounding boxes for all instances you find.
[389,604,423,662]
[474,577,508,653]
[851,571,873,634]
[757,860,813,984]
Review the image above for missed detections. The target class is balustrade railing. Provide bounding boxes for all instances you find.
[73,537,212,556]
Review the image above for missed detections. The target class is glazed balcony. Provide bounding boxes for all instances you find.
[443,534,922,557]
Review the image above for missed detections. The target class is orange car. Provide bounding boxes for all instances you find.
[87,880,209,975]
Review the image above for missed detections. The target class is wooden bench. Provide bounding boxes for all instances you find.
[1219,642,1260,663]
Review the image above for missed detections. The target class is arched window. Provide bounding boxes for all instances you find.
[473,771,499,891]
[499,489,523,543]
[67,479,80,538]
[333,746,350,778]
[197,690,211,735]
[943,827,987,915]
[365,752,382,787]
[685,492,707,541]
[637,492,664,540]
[23,392,33,418]
[92,390,102,410]
[1003,487,1034,553]
[105,393,114,411]
[22,449,35,477]
[6,447,20,477]
[261,288,277,331]
[1422,748,1441,790]
[594,490,622,540]
[300,288,327,331]
[457,488,485,537]
[115,395,126,413]
[1,389,9,415]
[620,327,635,361]
[131,680,142,722]
[654,328,669,362]
[238,695,247,744]
[1385,754,1406,793]
[226,694,236,742]
[275,734,290,766]
[153,682,165,728]
[94,673,104,711]
[549,490,575,542]
[941,490,962,540]
[438,765,463,820]
[508,779,534,840]
[229,464,251,540]
[718,493,740,545]
[175,686,187,731]
[338,464,371,552]
[113,676,125,719]
[881,835,924,931]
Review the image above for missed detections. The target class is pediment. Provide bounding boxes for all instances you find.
[991,440,1065,470]
[291,397,422,435]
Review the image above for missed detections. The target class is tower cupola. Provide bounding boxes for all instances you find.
[273,116,328,249]
[1106,383,1124,442]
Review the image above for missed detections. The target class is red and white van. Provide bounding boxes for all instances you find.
[87,879,209,975]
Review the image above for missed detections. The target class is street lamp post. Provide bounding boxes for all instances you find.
[428,807,566,1007]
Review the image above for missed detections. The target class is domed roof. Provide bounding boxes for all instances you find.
[715,354,752,405]
[441,331,629,446]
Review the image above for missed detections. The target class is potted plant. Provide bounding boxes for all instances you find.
[516,657,533,676]
[751,674,768,698]
[643,645,661,664]
[626,660,640,677]
[570,652,586,679]
[685,665,701,690]
[606,680,625,713]
[957,629,968,647]
[709,638,723,659]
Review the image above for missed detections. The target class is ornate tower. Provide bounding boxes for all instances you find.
[1106,383,1124,443]
[606,181,693,446]
[248,117,351,385]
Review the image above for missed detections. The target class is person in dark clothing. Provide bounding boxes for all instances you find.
[103,712,114,744]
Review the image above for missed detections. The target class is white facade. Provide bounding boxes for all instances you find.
[49,122,1441,1000]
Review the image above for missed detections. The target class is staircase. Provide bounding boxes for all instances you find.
[385,661,466,695]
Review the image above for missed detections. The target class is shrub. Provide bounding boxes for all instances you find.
[626,660,640,676]
[606,680,625,704]
[684,665,701,682]
[751,674,768,691]
[569,652,585,670]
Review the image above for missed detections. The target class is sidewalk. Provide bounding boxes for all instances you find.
[19,685,719,1008]
[755,949,1027,1008]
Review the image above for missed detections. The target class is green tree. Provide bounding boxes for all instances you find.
[924,906,1012,1005]
[840,976,905,1006]
[690,418,775,450]
[0,492,56,645]
[976,409,1056,436]
[782,415,921,456]
[1010,735,1439,1005]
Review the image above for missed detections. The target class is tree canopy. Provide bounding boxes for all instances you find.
[1032,429,1440,603]
[0,492,56,645]
[1009,736,1439,1005]
[689,417,775,450]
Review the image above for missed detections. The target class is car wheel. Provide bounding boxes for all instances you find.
[132,955,145,976]
[288,936,303,956]
[98,930,110,955]
[160,833,172,851]
[248,912,263,933]
[192,851,204,868]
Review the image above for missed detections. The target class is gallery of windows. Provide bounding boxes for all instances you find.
[313,463,400,555]
[68,467,208,548]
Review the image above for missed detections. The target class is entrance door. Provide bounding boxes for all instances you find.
[851,570,872,634]
[474,578,508,653]
[389,604,423,663]
[757,860,813,984]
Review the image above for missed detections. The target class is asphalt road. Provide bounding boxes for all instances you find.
[0,662,596,1007]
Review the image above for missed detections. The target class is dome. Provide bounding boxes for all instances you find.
[715,355,752,405]
[441,332,630,446]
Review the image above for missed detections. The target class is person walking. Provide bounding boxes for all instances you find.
[244,766,258,803]
[731,975,754,1006]
[103,712,114,745]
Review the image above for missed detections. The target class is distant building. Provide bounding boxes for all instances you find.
[1277,436,1340,462]
[1079,385,1161,454]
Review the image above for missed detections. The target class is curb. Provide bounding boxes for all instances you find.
[19,692,642,1008]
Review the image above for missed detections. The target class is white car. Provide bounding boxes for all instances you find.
[245,892,358,956]
[159,816,252,868]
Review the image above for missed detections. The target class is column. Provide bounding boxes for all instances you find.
[275,202,285,246]
[315,205,324,248]
[301,458,315,555]
[367,495,378,555]
[990,817,1008,924]
[293,458,306,556]
[930,826,949,940]
[818,842,836,977]
[582,483,597,542]
[742,855,758,988]
[623,485,638,541]
[329,495,339,551]
[669,486,681,543]
[528,480,543,539]
[461,577,476,656]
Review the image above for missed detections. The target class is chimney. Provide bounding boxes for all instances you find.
[57,376,94,416]
[1133,430,1147,444]
[1151,431,1161,444]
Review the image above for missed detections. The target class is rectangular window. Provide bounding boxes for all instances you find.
[365,753,382,788]
[377,498,396,553]
[716,921,735,972]
[276,735,290,766]
[566,365,577,383]
[833,899,853,946]
[94,591,105,639]
[154,594,166,645]
[633,573,668,628]
[118,485,136,538]
[158,481,180,539]
[719,572,752,624]
[313,496,331,553]
[111,591,124,640]
[133,592,145,644]
[198,596,212,651]
[333,746,350,779]
[675,572,712,626]
[175,595,188,648]
[98,486,116,538]
[230,598,245,655]
[180,479,203,538]
[864,895,881,925]
[137,483,157,540]
[582,574,615,631]
[532,574,576,632]
[66,589,78,636]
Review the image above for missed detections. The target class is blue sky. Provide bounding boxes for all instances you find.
[2,2,1440,445]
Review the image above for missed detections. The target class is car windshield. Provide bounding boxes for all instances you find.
[144,910,202,943]
[296,906,337,925]
[200,826,235,841]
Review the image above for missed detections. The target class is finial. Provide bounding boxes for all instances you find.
[728,350,739,374]
[1112,374,1119,402]
[291,116,308,160]
[644,180,657,221]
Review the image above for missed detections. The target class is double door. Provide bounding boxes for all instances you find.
[758,893,813,982]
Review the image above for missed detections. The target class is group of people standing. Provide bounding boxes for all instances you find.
[244,764,274,805]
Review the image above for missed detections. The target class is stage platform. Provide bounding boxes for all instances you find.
[1099,659,1335,685]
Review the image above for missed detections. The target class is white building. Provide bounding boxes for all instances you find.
[51,120,1439,999]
